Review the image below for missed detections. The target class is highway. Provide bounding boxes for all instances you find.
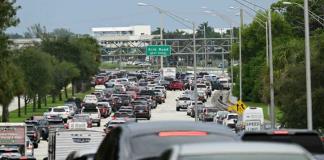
[33,90,216,159]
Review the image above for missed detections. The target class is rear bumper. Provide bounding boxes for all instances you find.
[91,119,100,123]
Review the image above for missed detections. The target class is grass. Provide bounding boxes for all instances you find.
[245,101,282,121]
[6,89,93,122]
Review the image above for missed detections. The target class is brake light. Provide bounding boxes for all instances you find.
[33,132,37,137]
[112,116,116,120]
[19,157,28,160]
[273,130,289,135]
[159,131,208,137]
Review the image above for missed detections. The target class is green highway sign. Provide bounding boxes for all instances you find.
[146,45,171,57]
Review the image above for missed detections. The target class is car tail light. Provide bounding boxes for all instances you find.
[112,116,116,120]
[159,131,208,137]
[33,132,37,137]
[19,157,28,160]
[273,130,289,135]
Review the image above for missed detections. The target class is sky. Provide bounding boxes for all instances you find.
[6,0,278,35]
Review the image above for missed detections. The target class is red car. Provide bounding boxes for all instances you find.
[168,81,184,90]
[95,76,107,85]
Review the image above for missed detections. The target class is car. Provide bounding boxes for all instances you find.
[133,105,151,120]
[81,104,101,127]
[176,96,191,111]
[201,107,218,122]
[154,91,165,104]
[223,113,238,129]
[95,76,107,85]
[44,107,69,123]
[83,95,98,104]
[154,86,166,97]
[36,119,50,140]
[26,124,41,148]
[135,97,156,109]
[95,121,238,160]
[197,91,207,103]
[69,114,92,129]
[242,129,324,159]
[219,77,230,90]
[97,102,111,118]
[186,101,204,116]
[168,81,184,90]
[213,111,229,124]
[160,142,316,160]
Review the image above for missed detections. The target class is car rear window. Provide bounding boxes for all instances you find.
[53,108,65,112]
[242,133,324,154]
[82,108,98,113]
[130,133,236,159]
[179,97,191,101]
[135,106,147,110]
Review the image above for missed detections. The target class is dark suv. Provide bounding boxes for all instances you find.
[133,105,151,120]
[26,124,41,148]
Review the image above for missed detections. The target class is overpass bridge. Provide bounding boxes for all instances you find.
[100,37,237,66]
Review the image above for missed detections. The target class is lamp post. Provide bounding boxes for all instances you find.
[138,2,164,79]
[138,2,198,122]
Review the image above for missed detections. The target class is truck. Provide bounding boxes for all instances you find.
[0,123,33,158]
[162,67,176,80]
[242,107,264,131]
[48,129,105,160]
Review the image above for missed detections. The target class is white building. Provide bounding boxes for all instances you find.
[9,38,42,49]
[92,25,156,41]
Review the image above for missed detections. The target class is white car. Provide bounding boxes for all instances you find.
[83,95,98,104]
[223,113,238,129]
[186,101,204,116]
[176,96,192,111]
[219,77,230,90]
[94,85,106,92]
[45,106,70,122]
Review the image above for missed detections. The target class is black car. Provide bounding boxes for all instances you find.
[26,124,41,148]
[95,121,238,160]
[37,119,50,140]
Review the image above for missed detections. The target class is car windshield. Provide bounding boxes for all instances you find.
[179,154,310,160]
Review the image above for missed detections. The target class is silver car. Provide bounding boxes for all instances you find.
[161,142,316,160]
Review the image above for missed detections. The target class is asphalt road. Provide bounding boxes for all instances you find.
[34,90,216,159]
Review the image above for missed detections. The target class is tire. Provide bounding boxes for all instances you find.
[97,122,101,127]
[176,107,180,111]
[33,143,38,149]
[147,116,151,120]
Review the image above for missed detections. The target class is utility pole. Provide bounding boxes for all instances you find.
[304,0,313,130]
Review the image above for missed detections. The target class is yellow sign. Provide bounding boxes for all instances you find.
[227,100,247,115]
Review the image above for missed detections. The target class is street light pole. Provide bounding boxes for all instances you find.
[265,22,269,65]
[268,10,275,129]
[239,8,243,101]
[159,10,164,79]
[304,0,313,130]
[204,25,207,71]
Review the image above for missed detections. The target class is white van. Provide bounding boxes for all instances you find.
[218,78,230,90]
[242,107,264,131]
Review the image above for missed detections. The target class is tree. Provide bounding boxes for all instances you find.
[0,0,20,122]
[15,47,54,111]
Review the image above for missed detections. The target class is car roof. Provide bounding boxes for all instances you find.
[177,142,310,155]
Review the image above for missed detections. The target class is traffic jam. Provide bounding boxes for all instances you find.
[1,68,324,160]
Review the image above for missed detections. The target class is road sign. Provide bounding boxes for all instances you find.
[227,100,247,115]
[146,45,171,57]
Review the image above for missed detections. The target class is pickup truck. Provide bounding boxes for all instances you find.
[176,96,192,111]
[81,106,101,127]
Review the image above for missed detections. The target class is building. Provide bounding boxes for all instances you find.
[92,25,157,43]
[9,38,42,49]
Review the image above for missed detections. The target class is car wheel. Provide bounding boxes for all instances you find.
[33,143,38,149]
[176,107,180,111]
[147,116,151,120]
[98,122,101,127]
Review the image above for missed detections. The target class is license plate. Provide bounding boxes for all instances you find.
[139,110,143,113]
